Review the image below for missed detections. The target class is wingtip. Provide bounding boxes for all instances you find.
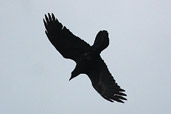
[118,92,127,96]
[118,100,124,103]
[45,14,48,21]
[48,13,50,17]
[44,13,57,22]
[43,19,46,24]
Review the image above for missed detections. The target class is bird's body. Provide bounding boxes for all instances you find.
[43,13,127,103]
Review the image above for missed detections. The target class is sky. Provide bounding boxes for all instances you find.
[0,0,171,114]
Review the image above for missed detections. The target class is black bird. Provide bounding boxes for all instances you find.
[43,13,127,103]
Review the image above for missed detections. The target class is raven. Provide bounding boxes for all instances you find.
[43,13,127,103]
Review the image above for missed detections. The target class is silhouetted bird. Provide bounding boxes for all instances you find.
[43,13,127,103]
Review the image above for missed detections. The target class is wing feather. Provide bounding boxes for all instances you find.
[43,13,90,62]
[88,57,127,103]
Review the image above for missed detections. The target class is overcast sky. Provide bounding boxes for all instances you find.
[0,0,171,114]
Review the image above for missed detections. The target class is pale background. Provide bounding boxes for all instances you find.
[0,0,171,114]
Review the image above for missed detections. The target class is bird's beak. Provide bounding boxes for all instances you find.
[69,77,72,81]
[69,71,78,81]
[69,74,75,81]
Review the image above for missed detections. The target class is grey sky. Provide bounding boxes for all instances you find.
[0,0,171,114]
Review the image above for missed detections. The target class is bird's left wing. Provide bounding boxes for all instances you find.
[43,13,90,62]
[88,57,127,103]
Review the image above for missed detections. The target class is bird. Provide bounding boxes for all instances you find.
[43,13,127,103]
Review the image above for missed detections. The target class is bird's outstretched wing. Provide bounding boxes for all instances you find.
[88,57,127,103]
[43,13,90,62]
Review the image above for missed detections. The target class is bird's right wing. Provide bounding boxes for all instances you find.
[88,57,127,103]
[43,13,90,62]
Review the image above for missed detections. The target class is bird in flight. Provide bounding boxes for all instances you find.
[43,13,127,103]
